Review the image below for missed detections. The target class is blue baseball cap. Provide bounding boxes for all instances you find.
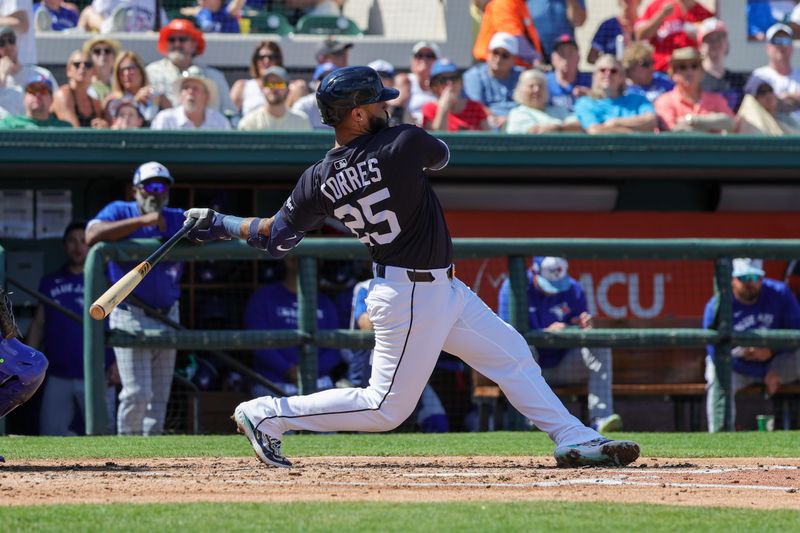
[732,258,765,278]
[313,62,337,82]
[430,59,459,81]
[532,256,571,294]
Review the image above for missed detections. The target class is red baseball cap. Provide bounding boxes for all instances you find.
[158,19,205,56]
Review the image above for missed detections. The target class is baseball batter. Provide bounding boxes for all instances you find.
[185,66,640,468]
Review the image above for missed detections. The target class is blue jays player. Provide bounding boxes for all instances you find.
[704,258,800,432]
[0,288,49,461]
[184,66,640,468]
[497,257,620,433]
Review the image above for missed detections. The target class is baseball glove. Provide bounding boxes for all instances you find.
[0,288,21,340]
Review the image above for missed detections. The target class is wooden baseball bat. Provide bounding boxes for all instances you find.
[89,217,197,321]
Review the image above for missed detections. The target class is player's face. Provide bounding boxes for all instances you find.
[732,275,763,304]
[363,101,390,134]
[135,179,170,214]
[63,228,88,268]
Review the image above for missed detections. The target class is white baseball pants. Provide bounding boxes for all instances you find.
[242,265,601,446]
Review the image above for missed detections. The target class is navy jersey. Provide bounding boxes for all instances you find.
[280,124,452,269]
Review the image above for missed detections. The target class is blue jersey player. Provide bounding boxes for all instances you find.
[703,258,800,432]
[184,66,640,468]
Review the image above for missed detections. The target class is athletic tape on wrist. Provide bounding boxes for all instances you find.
[246,218,269,250]
[221,215,244,239]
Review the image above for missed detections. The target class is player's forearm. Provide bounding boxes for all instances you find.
[236,216,274,240]
[85,217,155,246]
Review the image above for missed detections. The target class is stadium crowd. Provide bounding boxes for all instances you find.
[1,0,799,134]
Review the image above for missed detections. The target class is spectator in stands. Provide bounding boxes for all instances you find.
[635,0,714,72]
[367,59,406,126]
[704,258,800,432]
[237,66,311,131]
[623,41,674,104]
[547,34,591,113]
[421,59,489,132]
[83,37,120,104]
[52,49,109,129]
[655,47,735,133]
[506,68,582,134]
[292,61,336,130]
[27,221,118,435]
[244,258,342,397]
[737,78,800,135]
[748,0,796,41]
[196,0,244,33]
[106,51,171,125]
[0,26,58,93]
[394,41,440,126]
[0,83,21,117]
[0,73,71,128]
[86,162,185,436]
[498,256,622,434]
[108,96,145,129]
[150,66,230,130]
[589,0,640,64]
[528,0,586,57]
[1,0,36,64]
[473,0,542,66]
[747,23,800,123]
[699,18,746,112]
[574,54,656,134]
[33,0,79,32]
[315,37,351,68]
[230,41,306,118]
[146,19,235,115]
[463,32,523,129]
[78,0,167,33]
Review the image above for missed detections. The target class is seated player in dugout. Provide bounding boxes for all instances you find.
[704,258,800,432]
[498,257,622,434]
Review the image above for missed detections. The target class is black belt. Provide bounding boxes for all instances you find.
[375,264,454,283]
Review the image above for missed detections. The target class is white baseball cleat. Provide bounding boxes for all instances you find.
[233,405,292,468]
[554,438,640,468]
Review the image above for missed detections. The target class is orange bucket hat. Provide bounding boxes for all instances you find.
[158,19,205,56]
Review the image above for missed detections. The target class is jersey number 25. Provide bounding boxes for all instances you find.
[333,188,401,246]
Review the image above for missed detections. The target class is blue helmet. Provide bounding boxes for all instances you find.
[0,337,48,418]
[316,66,400,126]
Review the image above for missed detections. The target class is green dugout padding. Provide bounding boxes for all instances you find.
[83,238,800,435]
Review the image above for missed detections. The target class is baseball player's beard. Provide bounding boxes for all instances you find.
[136,191,169,214]
[366,110,390,134]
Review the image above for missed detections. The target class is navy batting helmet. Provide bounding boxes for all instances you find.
[0,337,48,418]
[316,66,400,126]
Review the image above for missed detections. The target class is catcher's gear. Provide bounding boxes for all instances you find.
[316,66,400,126]
[0,289,48,418]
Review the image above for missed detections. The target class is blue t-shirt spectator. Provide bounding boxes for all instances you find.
[527,0,586,55]
[89,201,184,309]
[574,93,655,129]
[591,17,623,57]
[244,282,341,384]
[462,62,523,117]
[627,71,675,103]
[33,2,79,31]
[497,271,588,369]
[703,278,800,378]
[747,0,795,39]
[547,70,592,112]
[196,3,240,33]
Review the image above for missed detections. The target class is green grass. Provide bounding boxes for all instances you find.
[2,431,799,461]
[1,502,799,532]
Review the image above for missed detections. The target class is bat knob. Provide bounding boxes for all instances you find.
[89,304,107,321]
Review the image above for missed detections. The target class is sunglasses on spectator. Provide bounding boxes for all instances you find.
[139,181,169,195]
[0,35,16,47]
[432,74,461,85]
[92,47,114,56]
[414,52,436,60]
[72,61,94,69]
[257,53,280,62]
[119,65,140,74]
[770,36,793,47]
[168,35,191,44]
[673,62,701,72]
[491,49,512,59]
[597,67,620,75]
[25,84,51,96]
[263,80,288,89]
[736,274,762,283]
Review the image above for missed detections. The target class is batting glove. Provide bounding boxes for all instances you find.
[184,208,233,243]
